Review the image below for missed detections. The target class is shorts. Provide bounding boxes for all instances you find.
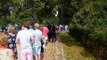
[21,49,33,60]
[32,46,41,56]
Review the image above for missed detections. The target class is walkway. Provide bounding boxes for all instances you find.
[43,40,65,60]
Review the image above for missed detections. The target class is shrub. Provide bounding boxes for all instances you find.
[68,23,107,60]
[59,32,79,46]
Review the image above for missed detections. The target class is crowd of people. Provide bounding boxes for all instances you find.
[0,22,68,60]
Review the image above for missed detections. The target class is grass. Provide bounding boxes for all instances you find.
[59,32,96,60]
[64,44,96,60]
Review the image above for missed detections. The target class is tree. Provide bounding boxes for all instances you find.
[0,0,45,24]
[68,0,107,59]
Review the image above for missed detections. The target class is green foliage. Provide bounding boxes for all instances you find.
[0,0,46,24]
[68,0,107,59]
[0,0,62,24]
[90,30,107,45]
[59,32,79,46]
[43,17,59,25]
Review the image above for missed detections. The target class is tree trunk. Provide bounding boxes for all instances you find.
[59,5,64,24]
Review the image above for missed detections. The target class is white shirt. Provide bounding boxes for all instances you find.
[34,29,42,47]
[16,30,33,50]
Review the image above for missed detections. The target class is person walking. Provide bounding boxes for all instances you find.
[0,32,16,60]
[7,27,17,60]
[32,23,42,60]
[16,22,34,60]
[0,27,3,34]
[51,24,57,42]
[41,24,49,49]
[47,24,53,42]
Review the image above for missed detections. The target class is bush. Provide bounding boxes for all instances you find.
[59,32,96,60]
[68,23,107,60]
[43,17,59,24]
[69,24,92,43]
[90,30,107,45]
[59,32,79,46]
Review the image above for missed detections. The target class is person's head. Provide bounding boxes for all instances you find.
[0,27,3,32]
[29,25,34,29]
[34,23,40,29]
[0,33,8,47]
[22,22,30,29]
[8,27,16,34]
[40,24,43,27]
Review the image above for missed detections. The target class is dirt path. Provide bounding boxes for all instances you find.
[54,40,66,60]
[42,42,54,60]
[42,40,65,60]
